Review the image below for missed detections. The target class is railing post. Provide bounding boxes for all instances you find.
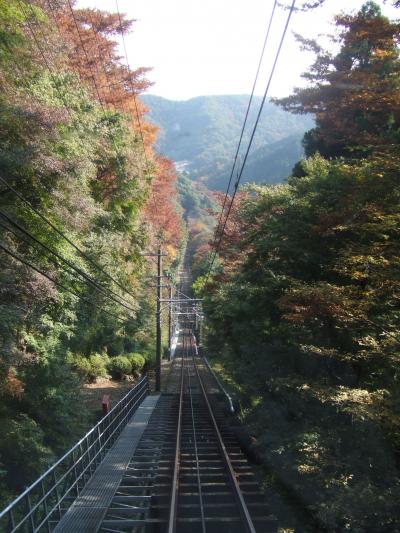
[26,493,35,532]
[52,470,62,521]
[8,509,16,532]
[41,479,52,533]
[72,448,80,497]
[97,426,102,465]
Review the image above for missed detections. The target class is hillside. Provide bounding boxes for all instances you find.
[143,94,313,189]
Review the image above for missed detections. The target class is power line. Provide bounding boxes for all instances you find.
[113,0,158,214]
[204,0,296,285]
[17,0,146,282]
[17,0,75,122]
[62,0,135,179]
[36,0,156,278]
[0,174,137,300]
[19,0,136,218]
[65,0,107,111]
[0,209,138,313]
[0,219,92,291]
[209,0,278,257]
[0,241,127,323]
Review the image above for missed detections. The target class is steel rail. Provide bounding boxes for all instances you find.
[167,332,185,533]
[190,336,257,533]
[187,336,207,533]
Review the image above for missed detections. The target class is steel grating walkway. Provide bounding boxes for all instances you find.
[54,394,160,533]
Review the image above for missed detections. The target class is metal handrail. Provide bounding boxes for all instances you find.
[0,375,149,532]
[203,356,235,413]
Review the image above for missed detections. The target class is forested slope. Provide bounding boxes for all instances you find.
[143,94,313,189]
[0,0,183,504]
[196,3,400,531]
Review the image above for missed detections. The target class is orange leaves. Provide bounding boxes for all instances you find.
[144,156,183,252]
[51,1,155,149]
[4,369,24,399]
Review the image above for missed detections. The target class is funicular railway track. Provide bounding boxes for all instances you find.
[99,330,276,533]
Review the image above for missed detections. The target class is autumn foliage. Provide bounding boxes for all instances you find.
[145,156,183,255]
[277,2,400,158]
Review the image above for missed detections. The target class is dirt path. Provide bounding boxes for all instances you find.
[81,379,136,419]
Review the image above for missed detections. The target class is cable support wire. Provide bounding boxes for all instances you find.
[4,2,155,319]
[53,0,155,252]
[82,4,153,186]
[204,0,296,285]
[65,0,106,109]
[63,0,136,177]
[17,0,75,122]
[0,209,138,313]
[45,0,134,131]
[0,241,128,323]
[0,173,139,301]
[209,0,278,256]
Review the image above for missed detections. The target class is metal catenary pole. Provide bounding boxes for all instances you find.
[156,246,162,391]
[168,284,173,361]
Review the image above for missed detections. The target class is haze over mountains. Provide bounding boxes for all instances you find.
[143,94,314,190]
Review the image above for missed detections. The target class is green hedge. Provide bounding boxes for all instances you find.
[107,356,132,379]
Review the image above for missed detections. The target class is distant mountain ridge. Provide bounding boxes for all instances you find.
[143,94,313,190]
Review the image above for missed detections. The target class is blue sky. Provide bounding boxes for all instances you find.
[78,0,398,100]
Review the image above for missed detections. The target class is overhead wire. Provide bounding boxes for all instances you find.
[209,0,278,256]
[0,219,131,318]
[0,241,127,323]
[0,209,138,313]
[17,0,75,122]
[0,174,137,301]
[4,1,168,329]
[65,0,109,112]
[113,0,159,218]
[114,0,150,168]
[62,0,133,176]
[80,3,151,185]
[204,0,296,285]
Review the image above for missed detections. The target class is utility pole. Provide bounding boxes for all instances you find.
[141,247,168,392]
[168,284,173,360]
[156,246,162,392]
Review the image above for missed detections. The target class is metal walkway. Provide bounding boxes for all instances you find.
[54,395,160,533]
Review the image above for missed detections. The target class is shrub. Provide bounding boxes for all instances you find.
[108,356,132,379]
[88,354,109,380]
[127,353,146,373]
[69,353,109,382]
[69,354,92,381]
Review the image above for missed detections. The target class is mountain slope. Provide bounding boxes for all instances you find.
[241,134,304,184]
[143,94,313,189]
